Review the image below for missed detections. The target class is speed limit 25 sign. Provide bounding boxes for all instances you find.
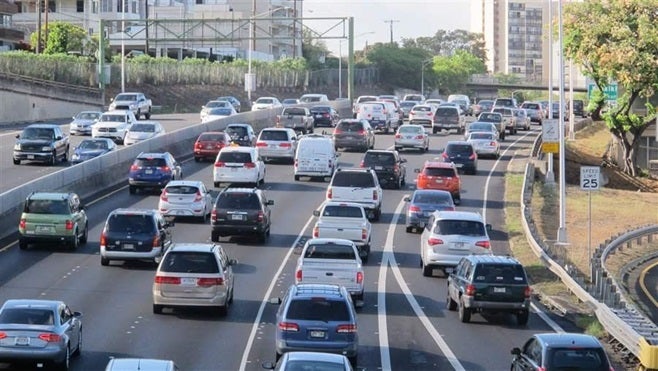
[580,166,601,190]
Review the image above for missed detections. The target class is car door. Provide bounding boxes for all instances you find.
[260,193,272,228]
[157,214,173,250]
[200,183,213,213]
[59,305,80,350]
[513,338,542,370]
[254,150,266,181]
[218,249,234,296]
[70,194,86,235]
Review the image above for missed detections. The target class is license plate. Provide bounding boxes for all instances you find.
[309,330,325,338]
[15,337,29,346]
[405,136,413,139]
[375,166,383,170]
[206,145,213,149]
[181,278,197,286]
[231,168,238,172]
[27,155,35,159]
[435,179,443,183]
[454,163,463,168]
[145,169,153,174]
[493,287,506,293]
[444,267,454,274]
[35,225,54,233]
[450,242,466,250]
[122,244,135,250]
[230,214,244,220]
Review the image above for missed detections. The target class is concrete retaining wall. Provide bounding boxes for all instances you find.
[1,101,351,241]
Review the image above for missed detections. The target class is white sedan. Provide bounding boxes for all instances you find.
[124,121,165,145]
[213,146,266,188]
[251,96,282,111]
[466,132,500,159]
[394,124,430,152]
[157,180,213,222]
[201,106,237,123]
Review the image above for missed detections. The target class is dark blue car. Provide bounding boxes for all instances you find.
[71,138,116,163]
[128,152,182,194]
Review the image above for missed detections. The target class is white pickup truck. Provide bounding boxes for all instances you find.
[109,92,153,120]
[312,201,371,262]
[295,238,365,303]
[276,106,314,134]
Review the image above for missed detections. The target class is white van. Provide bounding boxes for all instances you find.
[105,358,179,371]
[294,134,339,181]
[355,102,391,133]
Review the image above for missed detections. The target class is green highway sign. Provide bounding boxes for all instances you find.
[588,83,618,102]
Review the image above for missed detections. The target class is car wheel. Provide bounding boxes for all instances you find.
[458,298,471,323]
[275,352,282,362]
[373,208,381,221]
[228,286,234,304]
[72,329,82,357]
[433,128,438,134]
[145,110,151,120]
[153,304,163,314]
[294,175,300,181]
[80,222,88,244]
[199,209,209,223]
[258,230,268,243]
[136,109,141,120]
[19,239,28,250]
[100,256,109,266]
[401,176,406,186]
[214,182,220,188]
[129,185,136,195]
[349,355,358,367]
[211,230,220,242]
[62,147,68,162]
[422,264,433,277]
[56,345,70,371]
[394,146,402,151]
[517,310,529,326]
[194,157,201,162]
[218,302,228,317]
[70,230,79,251]
[406,226,414,233]
[453,194,461,205]
[394,177,401,189]
[446,293,457,311]
[50,151,57,166]
[13,158,20,165]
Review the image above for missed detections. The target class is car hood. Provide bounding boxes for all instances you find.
[71,119,96,125]
[252,104,273,110]
[94,122,128,128]
[75,148,107,157]
[16,139,53,146]
[128,132,156,140]
[112,100,138,105]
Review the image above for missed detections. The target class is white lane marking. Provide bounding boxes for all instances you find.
[531,302,565,333]
[238,214,316,371]
[381,197,466,371]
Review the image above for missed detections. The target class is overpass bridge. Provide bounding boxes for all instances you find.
[466,74,588,98]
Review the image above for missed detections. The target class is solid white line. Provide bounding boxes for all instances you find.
[238,214,316,371]
[531,302,565,333]
[384,197,466,371]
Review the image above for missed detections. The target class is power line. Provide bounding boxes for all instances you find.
[383,19,399,44]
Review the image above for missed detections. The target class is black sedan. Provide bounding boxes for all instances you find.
[310,105,339,127]
[71,138,116,163]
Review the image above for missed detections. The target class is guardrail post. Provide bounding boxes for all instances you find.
[649,233,654,243]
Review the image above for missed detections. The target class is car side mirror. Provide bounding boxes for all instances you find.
[261,362,276,370]
[414,168,420,173]
[312,210,320,217]
[335,153,341,157]
[268,297,281,305]
[164,216,176,227]
[486,224,493,232]
[267,200,274,206]
[400,158,407,163]
[403,196,410,202]
[15,134,20,139]
[56,136,63,140]
[511,347,521,356]
[73,311,83,318]
[229,259,238,266]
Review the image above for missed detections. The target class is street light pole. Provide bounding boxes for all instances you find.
[557,0,568,244]
[546,0,555,184]
[420,58,433,98]
[121,0,126,93]
[338,40,342,99]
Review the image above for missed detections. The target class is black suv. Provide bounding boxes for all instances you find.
[211,188,274,242]
[440,141,478,175]
[13,124,70,165]
[572,99,587,118]
[446,255,531,325]
[360,150,406,189]
[225,123,257,147]
[100,209,175,266]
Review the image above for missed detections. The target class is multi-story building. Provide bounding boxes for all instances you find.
[471,0,586,88]
[8,0,301,61]
[0,0,23,50]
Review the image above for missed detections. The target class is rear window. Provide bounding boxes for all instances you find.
[26,199,70,214]
[473,264,527,284]
[434,219,485,236]
[412,192,452,205]
[310,106,331,113]
[283,361,346,371]
[336,121,364,132]
[469,124,492,131]
[547,348,609,370]
[160,252,219,274]
[357,97,377,104]
[218,151,252,163]
[322,205,363,218]
[573,100,584,108]
[412,106,432,112]
[479,113,501,122]
[363,152,395,166]
[21,127,55,140]
[260,130,289,141]
[423,167,456,177]
[436,107,458,117]
[134,157,166,167]
[446,144,474,155]
[331,172,375,187]
[495,99,514,107]
[522,103,540,110]
[399,126,422,134]
[286,298,350,321]
[198,133,226,142]
[400,102,416,108]
[216,193,260,209]
[470,133,495,140]
[284,107,306,115]
[492,108,512,116]
[107,214,155,233]
[0,308,54,325]
[164,185,199,195]
[303,243,356,260]
[226,126,247,136]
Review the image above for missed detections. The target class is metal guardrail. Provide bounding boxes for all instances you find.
[521,133,658,368]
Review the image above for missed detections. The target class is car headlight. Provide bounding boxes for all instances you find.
[13,143,21,150]
[71,154,80,160]
[130,103,137,109]
[42,146,53,151]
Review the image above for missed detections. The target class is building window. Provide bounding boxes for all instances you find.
[196,0,203,4]
[101,0,111,12]
[117,0,124,13]
[92,0,98,13]
[15,1,23,13]
[76,0,84,12]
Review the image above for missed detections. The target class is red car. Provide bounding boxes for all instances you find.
[414,161,461,204]
[194,131,230,162]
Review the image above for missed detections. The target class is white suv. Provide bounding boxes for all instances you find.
[213,146,265,188]
[326,168,383,221]
[420,210,493,277]
[91,110,137,144]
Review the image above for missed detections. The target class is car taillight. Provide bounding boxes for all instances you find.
[490,141,496,146]
[244,162,256,168]
[256,141,267,147]
[372,190,378,200]
[279,142,292,148]
[214,161,225,167]
[161,166,171,173]
[278,322,299,332]
[130,164,139,171]
[38,333,61,342]
[356,272,363,284]
[475,240,490,249]
[323,113,330,117]
[100,230,107,246]
[358,129,366,136]
[19,218,26,229]
[393,164,399,172]
[359,160,365,168]
[361,228,367,240]
[469,153,477,160]
[465,284,476,296]
[334,129,343,134]
[446,206,456,211]
[154,276,181,284]
[395,133,401,139]
[211,209,217,222]
[294,159,298,168]
[160,190,168,202]
[193,191,202,202]
[152,235,161,248]
[441,152,449,160]
[409,205,421,212]
[327,188,332,199]
[65,220,74,230]
[257,211,264,222]
[336,324,357,333]
[416,135,424,139]
[198,277,224,286]
[0,332,6,340]
[312,226,319,238]
[195,142,203,149]
[296,269,302,282]
[524,286,532,298]
[217,143,226,149]
[428,237,443,246]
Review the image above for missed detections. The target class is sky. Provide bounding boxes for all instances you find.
[301,0,472,56]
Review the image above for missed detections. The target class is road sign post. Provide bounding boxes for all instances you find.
[580,166,600,270]
[587,83,618,102]
[542,119,559,153]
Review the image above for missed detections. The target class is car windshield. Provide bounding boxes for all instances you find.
[160,252,219,274]
[107,214,154,233]
[322,205,363,218]
[165,185,199,195]
[198,133,226,142]
[331,172,375,187]
[283,99,298,104]
[0,308,55,325]
[363,152,395,166]
[547,348,609,370]
[301,96,321,102]
[26,199,70,214]
[79,140,108,150]
[76,112,100,120]
[218,151,252,163]
[400,102,416,108]
[436,108,457,116]
[226,126,248,137]
[217,97,235,103]
[304,243,356,260]
[522,103,540,110]
[479,113,501,122]
[21,127,54,140]
[216,193,260,209]
[131,124,155,133]
[256,98,274,104]
[473,264,527,284]
[285,107,306,115]
[412,106,432,112]
[434,220,485,236]
[207,101,229,108]
[283,361,346,371]
[413,192,452,205]
[310,106,331,113]
[115,94,137,101]
[209,108,233,115]
[100,114,125,123]
[286,299,350,321]
[470,133,495,140]
[260,130,289,141]
[423,167,456,177]
[336,121,364,132]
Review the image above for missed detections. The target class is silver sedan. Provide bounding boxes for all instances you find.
[157,180,213,222]
[0,299,82,370]
[467,132,500,158]
[394,124,430,152]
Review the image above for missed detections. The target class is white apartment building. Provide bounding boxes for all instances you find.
[8,0,302,61]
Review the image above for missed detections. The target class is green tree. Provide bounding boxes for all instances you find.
[30,22,88,55]
[365,43,433,90]
[430,50,486,95]
[401,29,486,64]
[563,0,658,176]
[301,29,330,70]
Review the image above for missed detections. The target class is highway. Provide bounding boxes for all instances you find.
[0,117,584,370]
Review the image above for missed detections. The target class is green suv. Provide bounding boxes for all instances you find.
[18,192,88,250]
[446,255,531,325]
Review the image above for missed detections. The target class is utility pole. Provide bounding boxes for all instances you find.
[292,0,296,58]
[384,19,399,44]
[36,0,42,53]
